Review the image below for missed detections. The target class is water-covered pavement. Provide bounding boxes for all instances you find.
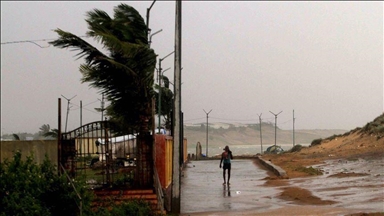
[290,158,384,212]
[180,158,384,215]
[181,159,283,214]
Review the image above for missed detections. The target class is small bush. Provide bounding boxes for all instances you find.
[93,199,153,216]
[310,138,323,146]
[0,151,94,216]
[290,144,303,152]
[375,125,384,134]
[327,134,340,141]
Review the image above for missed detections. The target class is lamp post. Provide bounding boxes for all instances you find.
[158,51,174,133]
[269,111,282,149]
[61,94,76,133]
[146,0,157,38]
[149,29,162,48]
[203,109,212,157]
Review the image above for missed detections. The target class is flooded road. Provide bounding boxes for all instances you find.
[180,158,384,215]
[181,159,283,214]
[289,158,384,212]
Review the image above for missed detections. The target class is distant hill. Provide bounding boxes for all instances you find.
[311,113,384,145]
[184,122,347,148]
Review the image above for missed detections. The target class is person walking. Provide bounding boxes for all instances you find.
[219,145,233,185]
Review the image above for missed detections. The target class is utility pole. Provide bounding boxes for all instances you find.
[269,111,282,149]
[257,113,263,154]
[58,98,62,172]
[171,0,182,213]
[158,52,174,133]
[203,109,212,157]
[99,93,105,122]
[293,110,295,147]
[61,95,76,133]
[80,101,82,127]
[80,100,83,156]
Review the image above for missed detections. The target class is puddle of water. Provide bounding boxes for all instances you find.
[181,158,384,214]
[289,158,384,212]
[181,159,284,214]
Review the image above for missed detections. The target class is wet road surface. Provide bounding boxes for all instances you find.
[181,159,283,214]
[180,158,384,215]
[290,158,384,212]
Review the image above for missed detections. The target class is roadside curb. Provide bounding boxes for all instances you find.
[256,156,288,178]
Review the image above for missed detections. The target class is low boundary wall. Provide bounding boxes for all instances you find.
[256,156,287,178]
[0,140,57,165]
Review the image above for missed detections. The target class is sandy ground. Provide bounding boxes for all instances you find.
[181,131,384,216]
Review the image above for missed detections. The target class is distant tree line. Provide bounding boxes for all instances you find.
[1,124,58,141]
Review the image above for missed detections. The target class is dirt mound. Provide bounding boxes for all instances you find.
[279,186,337,205]
[262,128,383,179]
[258,115,383,214]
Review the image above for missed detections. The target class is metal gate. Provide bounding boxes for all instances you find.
[59,121,137,188]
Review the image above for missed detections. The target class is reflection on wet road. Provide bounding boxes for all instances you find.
[180,158,384,215]
[291,158,384,212]
[181,159,282,214]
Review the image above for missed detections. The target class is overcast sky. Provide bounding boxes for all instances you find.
[1,1,383,134]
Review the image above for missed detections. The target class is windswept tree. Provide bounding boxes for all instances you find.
[12,134,20,141]
[50,3,157,187]
[49,4,157,135]
[155,75,174,130]
[39,124,50,135]
[43,129,59,140]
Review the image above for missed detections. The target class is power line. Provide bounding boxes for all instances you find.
[70,99,99,109]
[184,116,275,123]
[183,117,206,122]
[69,102,99,115]
[210,116,275,122]
[1,36,88,48]
[1,36,88,44]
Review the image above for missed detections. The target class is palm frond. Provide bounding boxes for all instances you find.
[50,3,157,133]
[12,134,20,140]
[49,29,107,64]
[113,3,148,44]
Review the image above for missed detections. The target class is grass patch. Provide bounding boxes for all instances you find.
[289,144,303,152]
[294,166,322,176]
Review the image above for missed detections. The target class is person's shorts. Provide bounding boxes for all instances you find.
[223,163,231,170]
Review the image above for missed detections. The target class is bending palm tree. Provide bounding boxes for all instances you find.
[49,3,157,187]
[49,3,156,134]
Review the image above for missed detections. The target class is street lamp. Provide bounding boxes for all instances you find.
[146,0,157,38]
[269,111,282,150]
[149,29,162,48]
[61,94,77,133]
[158,51,174,133]
[203,109,212,157]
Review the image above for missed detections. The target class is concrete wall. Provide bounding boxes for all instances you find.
[182,138,188,164]
[155,135,173,189]
[256,156,287,178]
[155,135,188,212]
[0,140,57,165]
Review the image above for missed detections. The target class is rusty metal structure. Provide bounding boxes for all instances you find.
[56,98,160,214]
[59,120,138,188]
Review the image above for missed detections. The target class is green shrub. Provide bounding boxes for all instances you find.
[310,138,322,146]
[375,125,384,134]
[93,199,153,216]
[0,151,93,216]
[290,144,303,152]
